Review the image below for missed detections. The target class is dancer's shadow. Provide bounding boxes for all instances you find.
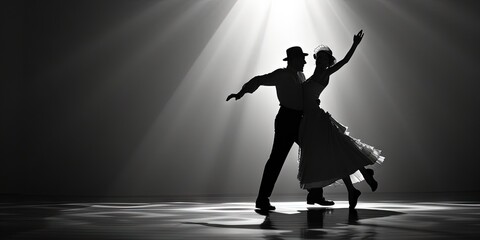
[187,208,403,239]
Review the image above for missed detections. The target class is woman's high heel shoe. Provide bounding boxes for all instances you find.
[364,168,378,192]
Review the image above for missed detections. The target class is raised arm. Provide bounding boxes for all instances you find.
[327,30,364,75]
[226,70,279,101]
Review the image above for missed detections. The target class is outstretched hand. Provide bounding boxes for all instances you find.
[353,30,364,45]
[226,93,242,101]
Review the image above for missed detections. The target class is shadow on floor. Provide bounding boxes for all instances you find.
[186,208,403,239]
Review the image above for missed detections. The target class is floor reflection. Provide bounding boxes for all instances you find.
[187,207,402,239]
[1,199,480,239]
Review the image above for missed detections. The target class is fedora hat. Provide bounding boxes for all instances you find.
[283,46,308,61]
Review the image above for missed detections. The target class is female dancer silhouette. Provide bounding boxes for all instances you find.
[298,30,384,209]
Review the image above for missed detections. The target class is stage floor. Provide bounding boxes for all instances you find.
[2,194,480,239]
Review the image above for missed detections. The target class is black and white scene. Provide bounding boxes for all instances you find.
[2,0,480,239]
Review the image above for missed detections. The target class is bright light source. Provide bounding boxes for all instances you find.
[113,0,396,197]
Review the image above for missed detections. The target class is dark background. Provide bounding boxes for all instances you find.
[2,0,480,198]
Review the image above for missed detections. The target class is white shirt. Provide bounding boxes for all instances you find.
[242,68,304,111]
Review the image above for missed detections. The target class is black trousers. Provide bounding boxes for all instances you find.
[257,106,304,200]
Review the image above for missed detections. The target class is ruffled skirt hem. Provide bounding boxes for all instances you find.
[297,110,384,189]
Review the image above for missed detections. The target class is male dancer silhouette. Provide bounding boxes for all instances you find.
[227,46,334,211]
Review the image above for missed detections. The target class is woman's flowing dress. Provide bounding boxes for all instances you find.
[297,79,384,189]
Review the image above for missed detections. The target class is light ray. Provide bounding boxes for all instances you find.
[113,0,399,196]
[107,0,479,196]
[111,0,278,195]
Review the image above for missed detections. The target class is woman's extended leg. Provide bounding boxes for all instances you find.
[359,167,378,192]
[343,177,361,209]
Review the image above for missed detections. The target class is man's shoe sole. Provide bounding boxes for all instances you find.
[307,200,335,206]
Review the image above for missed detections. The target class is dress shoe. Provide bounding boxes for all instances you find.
[307,193,335,206]
[364,168,378,192]
[255,198,275,211]
[348,189,361,209]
